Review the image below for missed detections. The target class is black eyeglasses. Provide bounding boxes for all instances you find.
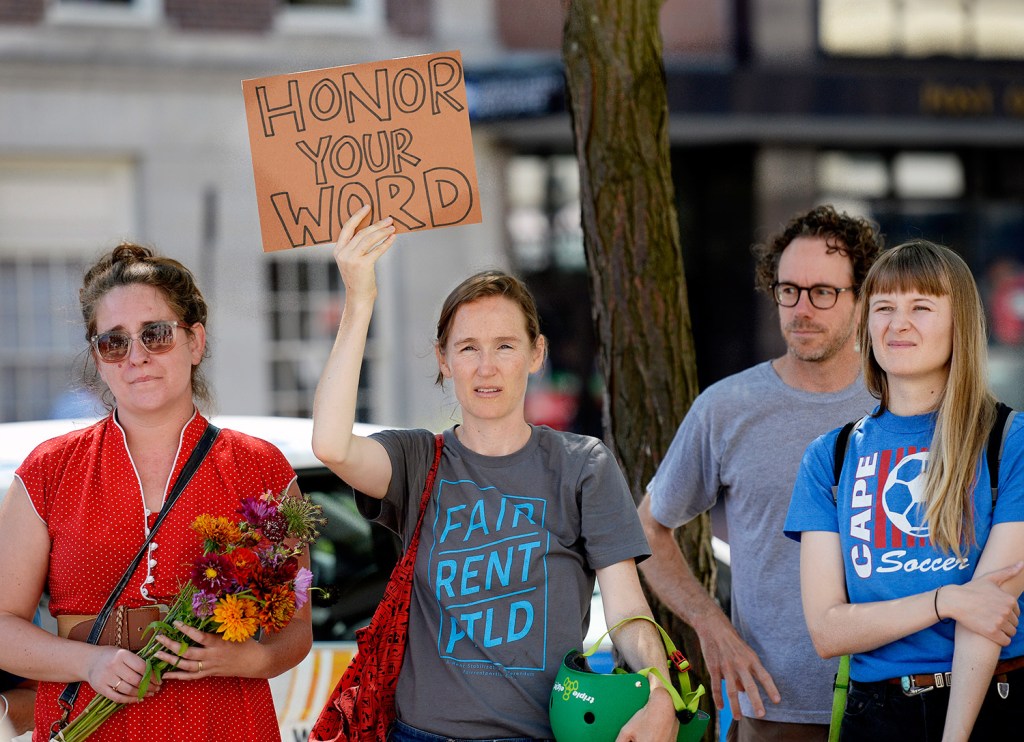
[91,321,186,363]
[772,283,853,310]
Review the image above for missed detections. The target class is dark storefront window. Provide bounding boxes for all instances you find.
[506,147,757,435]
[506,154,602,437]
[818,148,1024,408]
[265,255,375,420]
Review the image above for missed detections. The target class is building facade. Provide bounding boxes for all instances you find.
[2,0,1023,430]
[0,0,510,427]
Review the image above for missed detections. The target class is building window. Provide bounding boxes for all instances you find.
[48,0,162,25]
[506,154,585,274]
[816,149,965,205]
[819,0,1024,59]
[265,254,375,420]
[0,159,134,422]
[275,0,381,34]
[505,154,603,437]
[0,257,96,422]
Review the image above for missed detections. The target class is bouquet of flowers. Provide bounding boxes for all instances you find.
[54,488,325,742]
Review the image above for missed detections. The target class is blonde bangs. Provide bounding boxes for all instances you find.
[862,243,951,299]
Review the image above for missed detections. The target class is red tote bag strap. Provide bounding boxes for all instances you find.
[309,432,444,742]
[408,433,444,549]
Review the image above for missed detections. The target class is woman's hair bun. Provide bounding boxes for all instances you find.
[110,242,155,265]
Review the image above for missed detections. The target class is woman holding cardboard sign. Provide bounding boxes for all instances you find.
[311,205,680,741]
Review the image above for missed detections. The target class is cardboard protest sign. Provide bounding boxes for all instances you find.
[242,50,481,252]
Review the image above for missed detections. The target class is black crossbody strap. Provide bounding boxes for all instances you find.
[832,404,1017,507]
[831,417,865,504]
[987,401,1015,507]
[52,423,221,733]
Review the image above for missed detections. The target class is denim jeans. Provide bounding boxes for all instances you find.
[388,719,553,742]
[726,717,829,742]
[841,667,1024,741]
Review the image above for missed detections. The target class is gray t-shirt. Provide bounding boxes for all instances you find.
[646,361,876,724]
[358,424,650,738]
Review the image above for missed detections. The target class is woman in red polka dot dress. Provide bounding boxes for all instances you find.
[0,243,313,741]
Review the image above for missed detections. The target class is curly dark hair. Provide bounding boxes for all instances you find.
[752,204,883,298]
[78,241,212,409]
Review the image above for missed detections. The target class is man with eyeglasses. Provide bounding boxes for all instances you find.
[638,205,883,742]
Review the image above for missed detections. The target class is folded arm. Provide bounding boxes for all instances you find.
[800,531,1023,660]
[943,522,1024,742]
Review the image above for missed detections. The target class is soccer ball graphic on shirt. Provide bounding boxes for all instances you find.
[881,452,931,537]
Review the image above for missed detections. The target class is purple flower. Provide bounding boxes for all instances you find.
[293,567,313,609]
[238,497,276,528]
[192,590,218,618]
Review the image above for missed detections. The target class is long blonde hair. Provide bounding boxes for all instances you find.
[858,240,995,557]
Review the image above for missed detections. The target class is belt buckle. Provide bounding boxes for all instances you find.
[900,675,934,696]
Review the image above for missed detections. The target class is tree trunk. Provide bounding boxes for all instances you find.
[563,1,715,738]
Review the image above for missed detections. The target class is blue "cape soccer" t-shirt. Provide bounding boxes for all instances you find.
[785,409,1024,683]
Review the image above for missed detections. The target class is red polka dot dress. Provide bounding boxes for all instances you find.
[16,411,298,741]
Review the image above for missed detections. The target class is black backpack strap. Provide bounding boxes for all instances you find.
[829,416,863,733]
[51,423,221,737]
[988,402,1016,507]
[831,406,1015,508]
[826,399,1013,730]
[831,418,863,505]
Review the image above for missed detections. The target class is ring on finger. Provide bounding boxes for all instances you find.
[198,660,204,673]
[112,680,122,692]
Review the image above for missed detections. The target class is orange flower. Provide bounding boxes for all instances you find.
[192,514,244,551]
[256,584,296,634]
[212,594,259,642]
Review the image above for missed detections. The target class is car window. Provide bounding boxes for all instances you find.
[298,467,400,641]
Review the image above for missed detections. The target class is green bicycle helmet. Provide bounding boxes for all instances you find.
[549,616,710,742]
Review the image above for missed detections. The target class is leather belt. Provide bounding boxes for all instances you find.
[884,655,1024,695]
[57,605,168,652]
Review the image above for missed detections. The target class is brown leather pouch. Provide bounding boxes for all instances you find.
[58,605,168,651]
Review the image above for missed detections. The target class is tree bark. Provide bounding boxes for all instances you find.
[563,1,715,738]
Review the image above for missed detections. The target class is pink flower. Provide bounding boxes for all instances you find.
[294,567,313,609]
[238,496,276,528]
[192,590,218,618]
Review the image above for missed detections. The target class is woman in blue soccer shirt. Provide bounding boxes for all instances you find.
[785,240,1024,741]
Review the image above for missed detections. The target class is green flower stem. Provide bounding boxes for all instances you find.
[54,492,322,742]
[55,585,211,742]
